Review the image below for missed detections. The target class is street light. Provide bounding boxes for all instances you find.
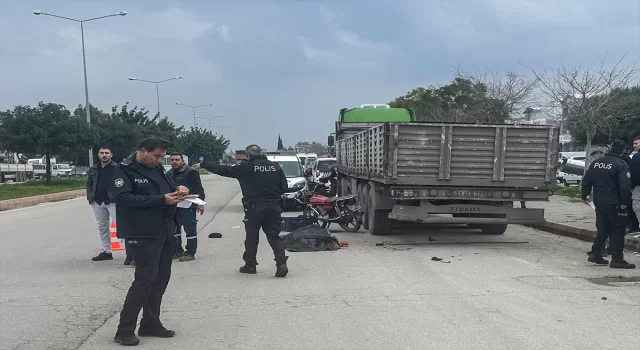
[192,114,224,129]
[176,103,217,127]
[129,76,184,117]
[34,9,127,167]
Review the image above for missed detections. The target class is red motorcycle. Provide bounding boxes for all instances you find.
[295,182,363,232]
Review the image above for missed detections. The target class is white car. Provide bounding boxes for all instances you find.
[311,157,337,183]
[556,171,582,186]
[267,155,307,208]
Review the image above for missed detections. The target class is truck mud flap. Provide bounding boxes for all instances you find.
[388,204,545,225]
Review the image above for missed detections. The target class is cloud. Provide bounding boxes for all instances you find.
[0,0,638,152]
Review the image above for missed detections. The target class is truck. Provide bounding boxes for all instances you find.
[0,152,34,183]
[327,106,560,235]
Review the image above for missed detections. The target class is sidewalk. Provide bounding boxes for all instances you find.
[527,196,640,252]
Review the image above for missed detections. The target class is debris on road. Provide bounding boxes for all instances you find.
[208,233,223,238]
[431,256,451,263]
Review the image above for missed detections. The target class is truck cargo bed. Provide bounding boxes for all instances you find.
[336,122,559,189]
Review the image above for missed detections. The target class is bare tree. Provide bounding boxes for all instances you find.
[526,54,638,175]
[453,65,540,121]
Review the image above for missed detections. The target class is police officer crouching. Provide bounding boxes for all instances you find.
[110,138,194,346]
[193,145,302,277]
[581,139,636,269]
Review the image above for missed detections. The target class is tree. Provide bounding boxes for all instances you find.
[173,127,230,164]
[453,65,539,121]
[389,68,538,124]
[1,102,94,184]
[277,134,284,150]
[528,55,638,174]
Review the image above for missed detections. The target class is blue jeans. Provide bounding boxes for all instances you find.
[176,208,198,255]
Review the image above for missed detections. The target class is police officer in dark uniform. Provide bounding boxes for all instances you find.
[110,138,194,346]
[193,145,302,277]
[581,139,636,269]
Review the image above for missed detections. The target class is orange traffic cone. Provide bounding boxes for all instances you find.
[110,221,124,251]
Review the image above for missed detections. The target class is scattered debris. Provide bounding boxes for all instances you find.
[428,236,436,241]
[431,256,451,263]
[208,233,223,238]
[232,226,240,229]
[375,243,384,246]
[601,297,607,300]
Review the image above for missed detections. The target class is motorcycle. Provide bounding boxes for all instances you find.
[295,182,363,232]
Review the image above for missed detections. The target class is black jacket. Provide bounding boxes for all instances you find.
[86,161,118,204]
[581,153,632,206]
[166,164,205,208]
[630,154,640,187]
[201,156,298,203]
[109,154,177,239]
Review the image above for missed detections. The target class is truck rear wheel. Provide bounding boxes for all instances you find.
[368,186,392,235]
[479,224,508,235]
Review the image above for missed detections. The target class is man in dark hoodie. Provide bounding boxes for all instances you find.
[581,139,635,269]
[166,153,205,262]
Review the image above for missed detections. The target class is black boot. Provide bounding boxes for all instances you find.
[114,332,140,346]
[239,264,257,274]
[588,254,609,265]
[92,252,113,261]
[138,325,176,338]
[610,255,636,269]
[275,263,288,277]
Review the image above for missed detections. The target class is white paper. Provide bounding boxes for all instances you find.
[177,197,206,208]
[588,202,596,209]
[186,197,206,206]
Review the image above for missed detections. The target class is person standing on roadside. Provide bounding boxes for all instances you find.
[110,138,194,346]
[193,145,301,277]
[166,153,205,262]
[86,147,134,264]
[628,136,640,233]
[581,139,636,269]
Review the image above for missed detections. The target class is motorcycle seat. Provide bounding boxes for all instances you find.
[324,194,357,204]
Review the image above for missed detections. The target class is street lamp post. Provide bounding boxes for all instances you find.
[34,10,127,167]
[193,114,224,129]
[175,103,216,127]
[129,76,184,117]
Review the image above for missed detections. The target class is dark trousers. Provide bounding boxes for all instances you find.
[117,221,175,333]
[592,205,628,257]
[243,203,287,266]
[124,241,134,260]
[628,205,639,231]
[175,208,198,255]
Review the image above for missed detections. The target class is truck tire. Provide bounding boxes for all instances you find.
[368,186,392,235]
[479,224,508,235]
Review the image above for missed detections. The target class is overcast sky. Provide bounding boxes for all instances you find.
[1,0,638,151]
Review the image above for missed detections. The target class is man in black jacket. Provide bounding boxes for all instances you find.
[581,139,635,269]
[86,147,132,263]
[193,145,302,277]
[167,153,205,262]
[109,138,193,346]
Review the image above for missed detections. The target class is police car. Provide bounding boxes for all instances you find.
[267,155,308,208]
[311,157,337,183]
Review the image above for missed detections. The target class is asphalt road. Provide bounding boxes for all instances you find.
[1,176,639,349]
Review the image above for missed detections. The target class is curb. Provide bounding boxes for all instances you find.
[0,189,86,211]
[529,222,640,252]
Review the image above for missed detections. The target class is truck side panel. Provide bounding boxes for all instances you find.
[337,122,559,189]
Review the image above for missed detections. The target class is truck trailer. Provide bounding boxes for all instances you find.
[328,106,559,235]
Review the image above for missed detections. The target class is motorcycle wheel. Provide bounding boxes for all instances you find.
[303,207,329,228]
[338,207,362,233]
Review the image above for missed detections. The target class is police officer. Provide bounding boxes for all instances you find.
[193,145,301,277]
[110,138,193,346]
[166,152,205,262]
[581,139,636,269]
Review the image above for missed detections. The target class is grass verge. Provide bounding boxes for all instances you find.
[0,177,86,201]
[198,169,211,175]
[552,186,588,202]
